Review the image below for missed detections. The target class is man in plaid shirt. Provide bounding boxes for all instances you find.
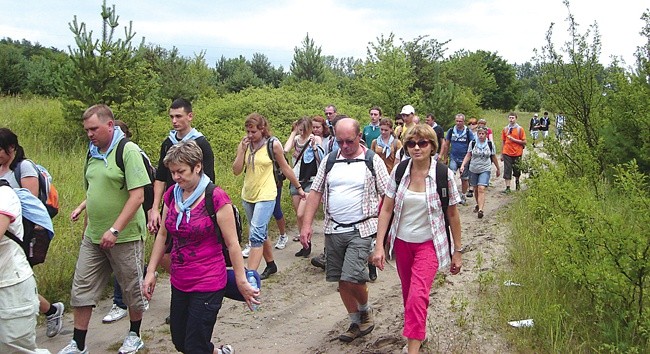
[300,118,389,343]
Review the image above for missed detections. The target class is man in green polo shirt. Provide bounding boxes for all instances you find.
[59,104,150,354]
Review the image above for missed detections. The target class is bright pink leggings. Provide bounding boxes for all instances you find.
[394,237,438,340]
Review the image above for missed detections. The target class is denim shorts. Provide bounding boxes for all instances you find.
[469,170,491,187]
[449,158,470,180]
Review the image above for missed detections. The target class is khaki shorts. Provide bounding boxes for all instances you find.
[71,236,147,312]
[0,276,42,353]
[324,230,373,284]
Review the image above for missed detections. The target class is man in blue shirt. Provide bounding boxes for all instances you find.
[440,113,475,204]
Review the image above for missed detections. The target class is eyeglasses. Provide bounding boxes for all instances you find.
[405,140,430,149]
[335,139,357,146]
[469,123,478,126]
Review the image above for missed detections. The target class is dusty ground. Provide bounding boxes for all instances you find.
[38,161,518,354]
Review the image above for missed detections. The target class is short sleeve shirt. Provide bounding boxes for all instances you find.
[85,140,150,244]
[0,159,38,188]
[0,186,32,288]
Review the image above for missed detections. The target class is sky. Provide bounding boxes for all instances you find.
[1,0,648,70]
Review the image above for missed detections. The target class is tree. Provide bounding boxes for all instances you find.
[215,55,263,93]
[289,34,325,83]
[0,43,28,94]
[442,50,497,104]
[62,0,159,122]
[477,50,518,110]
[250,52,285,87]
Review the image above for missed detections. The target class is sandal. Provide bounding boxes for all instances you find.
[473,205,479,213]
[478,210,484,219]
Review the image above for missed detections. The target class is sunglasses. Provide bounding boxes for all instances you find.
[336,139,357,146]
[405,140,430,149]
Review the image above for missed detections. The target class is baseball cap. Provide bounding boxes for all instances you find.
[533,113,538,116]
[400,105,415,115]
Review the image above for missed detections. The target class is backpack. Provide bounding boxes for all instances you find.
[469,139,495,153]
[384,159,452,260]
[323,149,379,229]
[13,159,59,218]
[86,138,156,213]
[267,136,289,187]
[1,179,54,266]
[205,182,243,267]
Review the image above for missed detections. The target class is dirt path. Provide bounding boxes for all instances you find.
[38,162,516,354]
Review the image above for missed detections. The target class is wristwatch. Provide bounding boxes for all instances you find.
[109,227,120,237]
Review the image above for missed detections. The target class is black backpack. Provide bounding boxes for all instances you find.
[85,138,156,213]
[266,136,289,187]
[204,182,243,267]
[385,159,452,260]
[0,179,52,266]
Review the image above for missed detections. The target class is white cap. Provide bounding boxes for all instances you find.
[400,105,415,115]
[533,113,538,116]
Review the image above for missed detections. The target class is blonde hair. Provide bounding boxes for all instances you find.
[403,124,439,154]
[164,140,204,172]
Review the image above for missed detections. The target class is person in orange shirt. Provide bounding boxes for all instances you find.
[500,112,526,193]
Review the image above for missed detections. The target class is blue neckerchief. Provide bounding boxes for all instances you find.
[452,126,467,140]
[173,174,210,230]
[475,138,488,150]
[89,126,125,167]
[168,128,204,145]
[507,123,521,135]
[13,188,55,240]
[376,135,394,158]
[302,142,323,164]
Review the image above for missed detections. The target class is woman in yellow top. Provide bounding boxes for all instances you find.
[233,113,305,272]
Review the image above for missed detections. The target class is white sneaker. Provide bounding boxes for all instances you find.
[242,242,251,258]
[274,235,289,249]
[102,304,128,323]
[58,340,88,354]
[217,344,235,354]
[118,331,144,354]
[46,302,65,337]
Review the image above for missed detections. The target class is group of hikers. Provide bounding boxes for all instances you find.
[1,99,563,353]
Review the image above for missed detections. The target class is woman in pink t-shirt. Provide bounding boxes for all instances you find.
[143,140,258,354]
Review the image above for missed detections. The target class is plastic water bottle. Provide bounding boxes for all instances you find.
[246,270,259,311]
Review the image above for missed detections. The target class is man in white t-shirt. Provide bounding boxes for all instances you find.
[300,118,389,343]
[0,182,48,353]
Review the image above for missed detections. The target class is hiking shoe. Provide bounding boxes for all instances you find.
[260,264,278,280]
[368,264,377,281]
[217,344,235,354]
[241,242,251,258]
[473,205,479,213]
[46,302,65,337]
[294,242,311,258]
[478,210,484,219]
[515,180,521,191]
[466,189,474,198]
[311,253,326,269]
[339,323,361,342]
[274,235,288,250]
[118,331,144,354]
[58,339,88,354]
[359,309,375,335]
[501,187,512,194]
[102,304,127,323]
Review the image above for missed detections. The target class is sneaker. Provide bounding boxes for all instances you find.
[118,331,144,354]
[58,339,88,354]
[102,304,128,323]
[339,323,361,342]
[466,189,474,198]
[359,309,375,335]
[241,242,251,258]
[260,263,278,280]
[473,205,479,213]
[217,344,235,354]
[460,194,467,204]
[46,302,65,337]
[310,253,326,269]
[294,242,311,258]
[368,264,377,281]
[501,187,512,194]
[515,180,521,191]
[478,210,484,219]
[274,235,288,250]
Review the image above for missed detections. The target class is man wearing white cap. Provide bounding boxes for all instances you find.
[395,105,416,143]
[529,113,541,147]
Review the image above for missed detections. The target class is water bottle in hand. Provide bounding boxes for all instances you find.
[246,270,259,311]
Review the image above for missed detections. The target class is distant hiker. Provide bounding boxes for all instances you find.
[0,127,64,338]
[501,112,527,193]
[529,113,542,147]
[540,112,551,140]
[60,104,150,354]
[460,126,501,218]
[440,113,475,204]
[232,113,305,278]
[143,140,257,354]
[300,118,389,343]
[556,112,566,140]
[371,124,463,354]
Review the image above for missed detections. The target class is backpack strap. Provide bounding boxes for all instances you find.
[114,138,129,191]
[13,161,23,188]
[435,161,452,260]
[205,182,228,247]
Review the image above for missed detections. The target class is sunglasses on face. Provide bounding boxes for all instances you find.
[405,140,430,149]
[396,122,404,126]
[336,139,357,146]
